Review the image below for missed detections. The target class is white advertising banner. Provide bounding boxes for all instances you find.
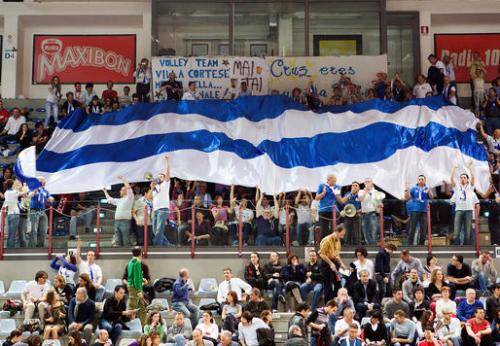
[152,56,268,100]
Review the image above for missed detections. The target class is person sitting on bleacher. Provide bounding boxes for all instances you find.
[285,325,307,346]
[189,329,212,346]
[457,288,484,322]
[22,270,50,324]
[288,303,310,339]
[446,255,474,295]
[90,330,111,346]
[389,309,416,346]
[0,107,25,147]
[383,289,410,320]
[242,288,269,319]
[42,289,67,341]
[68,287,96,344]
[218,330,238,346]
[221,291,242,335]
[238,311,270,346]
[100,285,136,345]
[217,267,252,305]
[333,308,360,344]
[352,269,379,319]
[144,310,166,341]
[49,254,78,287]
[196,311,219,345]
[263,252,285,312]
[52,275,74,306]
[166,311,193,346]
[172,268,200,328]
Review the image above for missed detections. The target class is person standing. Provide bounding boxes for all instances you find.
[45,76,61,126]
[159,72,183,101]
[450,161,476,245]
[358,178,385,245]
[103,176,134,247]
[404,175,433,246]
[127,246,147,326]
[134,58,152,103]
[337,181,362,246]
[468,51,487,115]
[319,225,347,302]
[152,156,173,246]
[76,238,105,302]
[315,174,341,240]
[4,179,27,248]
[29,177,54,248]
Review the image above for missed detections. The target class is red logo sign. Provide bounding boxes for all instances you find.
[33,34,136,84]
[434,33,500,83]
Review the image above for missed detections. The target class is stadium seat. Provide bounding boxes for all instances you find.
[479,296,487,308]
[0,312,10,319]
[42,339,61,346]
[196,278,218,298]
[0,281,5,296]
[4,280,27,299]
[0,319,16,339]
[118,339,137,346]
[120,318,143,339]
[104,279,122,299]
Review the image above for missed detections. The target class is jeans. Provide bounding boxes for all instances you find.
[114,219,131,246]
[267,279,284,310]
[475,272,490,292]
[361,212,378,245]
[172,301,200,327]
[255,235,281,246]
[69,210,94,236]
[408,211,426,245]
[230,222,251,246]
[300,282,323,310]
[136,224,153,246]
[95,286,106,302]
[7,214,21,248]
[29,211,48,247]
[99,319,124,345]
[296,223,310,245]
[473,88,485,115]
[45,101,59,126]
[153,208,171,246]
[453,210,473,245]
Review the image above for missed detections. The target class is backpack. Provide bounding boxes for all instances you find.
[2,299,22,317]
[153,277,176,292]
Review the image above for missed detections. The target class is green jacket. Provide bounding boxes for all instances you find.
[127,258,143,291]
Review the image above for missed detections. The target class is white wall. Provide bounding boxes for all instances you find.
[0,1,152,99]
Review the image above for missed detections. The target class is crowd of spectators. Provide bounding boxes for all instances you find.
[2,235,499,346]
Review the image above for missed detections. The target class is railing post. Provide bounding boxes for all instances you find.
[332,207,337,232]
[474,203,480,256]
[48,206,53,259]
[238,208,243,257]
[285,205,290,257]
[143,205,148,258]
[96,204,101,259]
[379,205,385,247]
[0,208,5,260]
[426,204,432,255]
[190,205,195,259]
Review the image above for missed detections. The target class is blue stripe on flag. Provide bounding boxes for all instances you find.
[37,121,486,173]
[58,95,456,132]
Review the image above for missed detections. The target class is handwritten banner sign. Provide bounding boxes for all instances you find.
[266,55,387,99]
[152,56,268,100]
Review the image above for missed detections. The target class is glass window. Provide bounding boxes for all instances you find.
[156,2,230,56]
[388,25,415,86]
[309,1,380,56]
[234,2,305,56]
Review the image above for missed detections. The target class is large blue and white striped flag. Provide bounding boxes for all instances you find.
[18,95,489,198]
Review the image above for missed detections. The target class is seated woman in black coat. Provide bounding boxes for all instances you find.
[281,255,306,307]
[362,310,389,345]
[244,252,266,290]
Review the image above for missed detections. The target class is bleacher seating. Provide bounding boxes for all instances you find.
[4,280,27,300]
[0,319,16,339]
[104,278,122,299]
[196,278,218,298]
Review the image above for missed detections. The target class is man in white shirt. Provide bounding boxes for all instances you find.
[217,267,252,304]
[435,309,462,345]
[152,156,173,246]
[22,270,50,322]
[450,162,475,245]
[4,179,27,248]
[0,108,26,146]
[182,82,201,101]
[358,178,385,245]
[333,308,361,341]
[103,176,134,247]
[76,238,104,301]
[238,311,269,346]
